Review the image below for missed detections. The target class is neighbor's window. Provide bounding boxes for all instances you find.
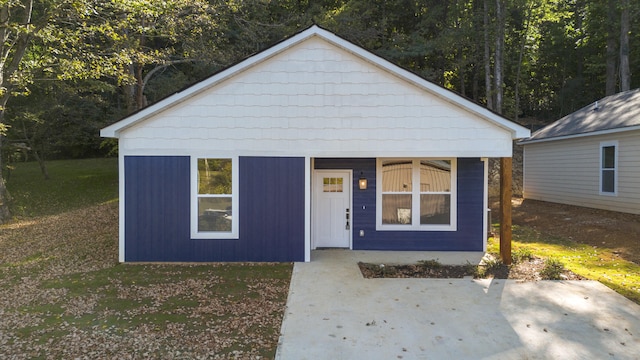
[191,157,239,239]
[600,141,618,195]
[377,159,456,231]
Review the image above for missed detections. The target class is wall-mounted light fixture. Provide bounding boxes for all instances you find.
[358,172,368,190]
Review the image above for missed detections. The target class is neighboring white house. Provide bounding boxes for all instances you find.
[520,89,640,214]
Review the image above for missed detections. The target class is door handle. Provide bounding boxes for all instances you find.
[345,208,350,230]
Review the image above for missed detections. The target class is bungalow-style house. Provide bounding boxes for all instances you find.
[520,89,640,214]
[101,25,530,262]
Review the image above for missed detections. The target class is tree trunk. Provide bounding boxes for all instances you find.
[494,0,505,114]
[620,0,631,92]
[605,0,618,96]
[135,64,146,110]
[0,96,11,223]
[135,19,148,111]
[458,42,466,96]
[0,0,36,222]
[31,148,49,180]
[483,0,494,110]
[0,130,11,222]
[124,63,137,114]
[575,0,585,89]
[515,3,533,122]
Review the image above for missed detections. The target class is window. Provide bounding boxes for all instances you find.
[323,177,344,192]
[191,157,239,239]
[600,141,618,195]
[419,160,452,225]
[376,159,456,231]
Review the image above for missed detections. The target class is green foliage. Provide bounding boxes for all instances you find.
[5,79,120,160]
[512,248,534,263]
[540,258,565,280]
[197,158,232,194]
[482,256,503,270]
[476,255,503,278]
[418,259,442,269]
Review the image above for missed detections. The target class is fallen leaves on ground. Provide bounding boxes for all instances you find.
[0,202,292,359]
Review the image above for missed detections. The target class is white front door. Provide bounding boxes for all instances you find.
[313,170,352,248]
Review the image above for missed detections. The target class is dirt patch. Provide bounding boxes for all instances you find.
[358,254,584,281]
[487,141,639,265]
[502,198,640,265]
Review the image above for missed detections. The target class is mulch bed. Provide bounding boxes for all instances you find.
[358,255,585,281]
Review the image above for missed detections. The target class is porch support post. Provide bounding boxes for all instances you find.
[499,157,512,265]
[304,156,312,262]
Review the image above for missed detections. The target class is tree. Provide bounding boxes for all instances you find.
[619,0,631,91]
[605,0,619,95]
[512,0,537,121]
[0,0,37,222]
[0,0,119,220]
[54,0,230,113]
[483,0,494,110]
[494,0,505,114]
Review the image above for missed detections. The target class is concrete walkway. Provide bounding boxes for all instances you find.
[276,250,640,360]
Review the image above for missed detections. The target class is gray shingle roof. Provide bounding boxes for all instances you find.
[521,88,640,143]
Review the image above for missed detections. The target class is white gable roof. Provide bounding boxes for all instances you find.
[101,26,528,158]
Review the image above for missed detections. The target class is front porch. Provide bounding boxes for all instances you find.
[308,157,488,256]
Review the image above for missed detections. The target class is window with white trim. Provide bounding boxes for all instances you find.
[600,141,618,195]
[376,158,456,231]
[191,157,239,239]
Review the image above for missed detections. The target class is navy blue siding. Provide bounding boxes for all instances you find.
[124,156,305,262]
[315,158,485,251]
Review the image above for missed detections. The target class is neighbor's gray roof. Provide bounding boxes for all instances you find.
[520,88,640,144]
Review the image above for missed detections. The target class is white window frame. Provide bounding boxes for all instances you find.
[599,141,618,196]
[191,156,239,239]
[376,158,457,231]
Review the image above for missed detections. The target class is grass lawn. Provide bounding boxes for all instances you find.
[488,226,640,305]
[6,157,119,217]
[1,158,293,359]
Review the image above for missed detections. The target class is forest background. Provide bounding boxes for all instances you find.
[0,0,638,222]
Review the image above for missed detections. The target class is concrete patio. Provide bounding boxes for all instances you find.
[276,250,640,359]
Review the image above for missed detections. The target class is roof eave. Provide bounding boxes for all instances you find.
[518,124,640,145]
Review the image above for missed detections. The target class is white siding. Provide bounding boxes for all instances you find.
[119,37,513,158]
[523,130,640,214]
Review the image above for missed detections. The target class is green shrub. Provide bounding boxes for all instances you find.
[482,255,503,269]
[418,259,441,269]
[512,248,534,264]
[540,258,565,280]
